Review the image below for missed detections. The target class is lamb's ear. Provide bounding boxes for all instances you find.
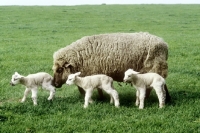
[132,71,140,74]
[75,72,81,76]
[15,72,19,75]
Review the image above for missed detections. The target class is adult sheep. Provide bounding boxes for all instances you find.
[52,32,171,102]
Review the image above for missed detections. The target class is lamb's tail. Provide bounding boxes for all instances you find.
[164,84,171,103]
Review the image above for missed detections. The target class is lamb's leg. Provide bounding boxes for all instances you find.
[138,88,146,109]
[135,90,140,106]
[102,86,120,107]
[84,89,93,108]
[43,83,56,100]
[78,86,85,96]
[47,87,56,100]
[21,88,31,103]
[111,90,120,107]
[97,88,104,100]
[78,87,103,100]
[110,95,114,104]
[145,88,152,99]
[31,88,38,106]
[154,85,166,108]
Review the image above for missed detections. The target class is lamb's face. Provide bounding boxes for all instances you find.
[123,69,139,83]
[123,71,133,83]
[10,72,22,86]
[66,74,76,85]
[66,72,81,85]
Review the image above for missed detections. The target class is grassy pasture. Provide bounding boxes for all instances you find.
[0,5,200,132]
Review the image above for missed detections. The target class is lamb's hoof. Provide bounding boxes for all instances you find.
[159,106,164,109]
[139,106,144,109]
[47,97,53,101]
[115,105,120,108]
[89,100,93,104]
[84,105,88,108]
[135,102,139,106]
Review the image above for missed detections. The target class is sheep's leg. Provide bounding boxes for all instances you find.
[154,85,166,108]
[21,88,31,103]
[164,84,171,103]
[31,88,38,106]
[84,89,93,108]
[138,88,146,109]
[135,90,140,106]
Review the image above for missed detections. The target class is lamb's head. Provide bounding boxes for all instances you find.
[66,72,81,85]
[10,72,23,86]
[123,69,139,83]
[52,61,74,88]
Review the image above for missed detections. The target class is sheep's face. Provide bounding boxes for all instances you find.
[10,72,22,86]
[52,63,73,88]
[66,72,81,85]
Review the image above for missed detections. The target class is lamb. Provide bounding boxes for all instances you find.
[123,69,166,109]
[66,72,120,108]
[10,72,56,105]
[52,32,170,101]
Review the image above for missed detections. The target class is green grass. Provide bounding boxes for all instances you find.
[0,5,200,132]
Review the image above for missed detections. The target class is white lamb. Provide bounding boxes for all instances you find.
[66,72,120,108]
[123,69,166,109]
[10,72,56,105]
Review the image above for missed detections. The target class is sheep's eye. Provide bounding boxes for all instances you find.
[57,68,63,73]
[128,75,131,77]
[14,78,18,81]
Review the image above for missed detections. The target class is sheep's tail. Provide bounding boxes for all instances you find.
[164,84,171,103]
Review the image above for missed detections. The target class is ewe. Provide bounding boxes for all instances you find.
[124,69,166,109]
[66,72,120,108]
[52,32,170,102]
[10,72,55,105]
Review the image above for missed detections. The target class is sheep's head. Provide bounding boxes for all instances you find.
[10,72,23,86]
[66,72,81,85]
[123,69,139,83]
[52,62,74,88]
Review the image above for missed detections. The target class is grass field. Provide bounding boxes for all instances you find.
[0,4,200,132]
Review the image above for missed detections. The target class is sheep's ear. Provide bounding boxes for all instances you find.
[75,72,81,76]
[64,63,72,68]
